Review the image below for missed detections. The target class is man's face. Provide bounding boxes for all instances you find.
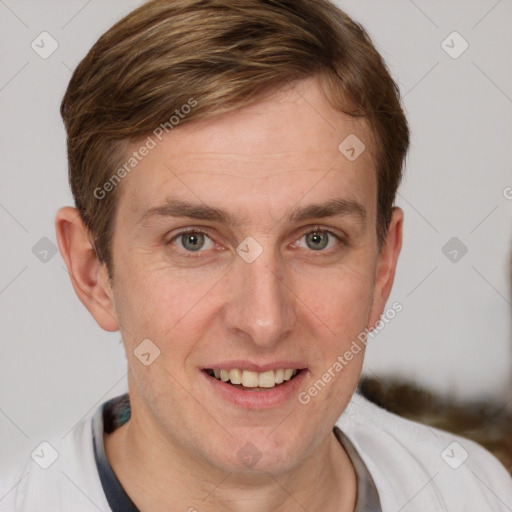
[106,77,395,474]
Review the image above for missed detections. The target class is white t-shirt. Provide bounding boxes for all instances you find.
[2,391,511,511]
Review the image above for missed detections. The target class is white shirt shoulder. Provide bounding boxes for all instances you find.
[1,413,110,512]
[336,392,512,512]
[3,392,512,511]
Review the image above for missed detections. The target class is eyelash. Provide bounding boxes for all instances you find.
[166,226,345,258]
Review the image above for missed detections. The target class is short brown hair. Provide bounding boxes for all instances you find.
[61,0,409,278]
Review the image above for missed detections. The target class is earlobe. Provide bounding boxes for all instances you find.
[55,206,119,332]
[368,207,403,326]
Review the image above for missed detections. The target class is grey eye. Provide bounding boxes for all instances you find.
[181,232,205,251]
[305,231,330,251]
[171,231,215,252]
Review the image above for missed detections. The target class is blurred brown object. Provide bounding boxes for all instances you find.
[357,375,512,475]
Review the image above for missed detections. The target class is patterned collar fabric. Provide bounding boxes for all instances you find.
[91,395,139,512]
[92,393,382,512]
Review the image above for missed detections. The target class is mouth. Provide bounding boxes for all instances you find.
[203,368,303,391]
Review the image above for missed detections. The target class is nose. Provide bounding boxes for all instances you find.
[221,241,297,348]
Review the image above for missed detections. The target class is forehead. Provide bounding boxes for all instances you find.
[116,77,377,228]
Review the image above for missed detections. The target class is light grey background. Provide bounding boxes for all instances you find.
[1,0,511,487]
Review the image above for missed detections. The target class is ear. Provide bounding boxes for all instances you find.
[368,207,403,327]
[55,206,119,332]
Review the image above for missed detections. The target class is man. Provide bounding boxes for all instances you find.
[4,0,512,510]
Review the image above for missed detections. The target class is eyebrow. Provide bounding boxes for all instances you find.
[136,197,367,228]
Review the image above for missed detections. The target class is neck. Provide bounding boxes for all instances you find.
[104,405,357,512]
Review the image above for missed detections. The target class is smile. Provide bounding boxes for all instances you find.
[204,368,301,390]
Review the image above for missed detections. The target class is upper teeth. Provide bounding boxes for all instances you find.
[212,369,298,388]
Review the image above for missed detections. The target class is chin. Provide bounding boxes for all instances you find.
[204,429,309,476]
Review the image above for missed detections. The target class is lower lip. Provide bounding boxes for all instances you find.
[201,369,308,409]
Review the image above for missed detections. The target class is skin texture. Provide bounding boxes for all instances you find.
[56,77,403,512]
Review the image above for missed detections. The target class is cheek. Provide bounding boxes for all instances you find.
[113,267,214,408]
[112,252,232,380]
[112,261,213,348]
[294,267,373,422]
[298,263,375,337]
[293,261,375,403]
